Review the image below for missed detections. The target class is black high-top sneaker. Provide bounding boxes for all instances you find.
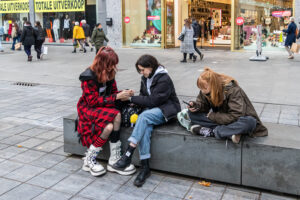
[190,125,214,137]
[112,145,135,170]
[134,159,151,187]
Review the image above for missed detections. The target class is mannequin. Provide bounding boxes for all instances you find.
[53,18,60,42]
[63,15,70,40]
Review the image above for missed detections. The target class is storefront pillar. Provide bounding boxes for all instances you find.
[295,0,300,24]
[29,0,35,24]
[106,0,122,48]
[96,0,107,33]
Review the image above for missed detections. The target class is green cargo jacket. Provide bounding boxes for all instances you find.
[192,81,268,137]
[91,28,109,49]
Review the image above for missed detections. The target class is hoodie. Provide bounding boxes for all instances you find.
[146,66,168,95]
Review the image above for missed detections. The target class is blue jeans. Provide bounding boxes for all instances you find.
[24,45,32,56]
[11,36,20,50]
[128,108,166,160]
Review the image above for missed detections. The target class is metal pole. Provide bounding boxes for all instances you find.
[29,0,35,24]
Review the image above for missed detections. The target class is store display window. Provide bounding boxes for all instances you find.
[123,0,163,47]
[234,0,294,51]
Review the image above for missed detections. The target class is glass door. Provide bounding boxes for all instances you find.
[164,0,175,48]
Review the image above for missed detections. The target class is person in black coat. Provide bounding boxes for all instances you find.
[34,21,45,60]
[112,55,181,187]
[20,21,36,61]
[283,17,297,59]
[191,18,204,60]
[81,20,93,52]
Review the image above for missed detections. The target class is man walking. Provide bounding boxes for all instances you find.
[81,20,93,52]
[192,18,204,60]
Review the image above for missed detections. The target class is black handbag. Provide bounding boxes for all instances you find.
[120,103,142,127]
[178,34,185,41]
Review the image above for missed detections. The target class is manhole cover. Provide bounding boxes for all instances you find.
[12,82,40,86]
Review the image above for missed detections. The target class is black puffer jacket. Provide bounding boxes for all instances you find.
[20,25,36,46]
[34,26,45,41]
[192,20,201,38]
[131,73,181,121]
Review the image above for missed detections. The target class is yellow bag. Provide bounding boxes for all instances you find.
[291,43,300,53]
[15,42,21,50]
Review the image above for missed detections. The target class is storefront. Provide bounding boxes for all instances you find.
[0,0,29,38]
[121,0,295,51]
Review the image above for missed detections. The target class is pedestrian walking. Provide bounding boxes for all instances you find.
[91,23,109,54]
[20,21,36,61]
[112,55,181,187]
[11,22,21,50]
[81,20,93,52]
[0,26,4,52]
[72,21,86,53]
[283,17,297,59]
[179,19,196,63]
[34,21,45,60]
[77,46,136,177]
[192,18,204,60]
[180,67,268,144]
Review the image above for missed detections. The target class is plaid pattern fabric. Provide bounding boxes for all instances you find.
[77,79,119,147]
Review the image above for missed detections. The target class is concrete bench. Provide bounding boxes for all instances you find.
[63,114,300,196]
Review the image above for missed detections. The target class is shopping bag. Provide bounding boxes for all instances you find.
[14,43,21,50]
[291,43,300,53]
[42,46,48,55]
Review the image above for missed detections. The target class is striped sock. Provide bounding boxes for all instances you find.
[93,137,107,148]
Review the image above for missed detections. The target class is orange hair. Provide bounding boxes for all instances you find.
[197,67,237,107]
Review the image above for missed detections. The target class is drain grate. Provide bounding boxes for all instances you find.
[12,82,40,87]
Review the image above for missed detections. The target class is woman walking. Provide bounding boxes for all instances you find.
[20,21,36,61]
[72,21,86,53]
[91,23,109,54]
[183,67,268,144]
[11,22,21,51]
[34,21,45,60]
[283,17,297,59]
[112,55,181,187]
[77,46,135,177]
[179,19,196,63]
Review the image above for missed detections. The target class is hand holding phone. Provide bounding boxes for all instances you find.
[182,100,193,107]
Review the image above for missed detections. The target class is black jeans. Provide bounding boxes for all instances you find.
[193,40,202,56]
[24,45,32,57]
[34,40,44,59]
[188,112,257,139]
[183,53,194,60]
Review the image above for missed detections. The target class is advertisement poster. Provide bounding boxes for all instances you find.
[146,0,161,34]
[211,8,222,27]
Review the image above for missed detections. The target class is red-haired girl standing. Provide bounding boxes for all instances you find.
[77,47,135,176]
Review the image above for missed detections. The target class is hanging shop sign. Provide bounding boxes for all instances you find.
[272,11,291,18]
[0,0,29,14]
[34,0,85,13]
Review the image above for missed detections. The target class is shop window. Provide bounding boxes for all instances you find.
[234,0,294,51]
[123,0,163,47]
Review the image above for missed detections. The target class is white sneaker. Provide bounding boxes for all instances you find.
[82,145,106,176]
[107,141,136,175]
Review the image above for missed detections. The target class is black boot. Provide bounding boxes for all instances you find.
[112,145,135,170]
[134,159,151,187]
[72,49,76,53]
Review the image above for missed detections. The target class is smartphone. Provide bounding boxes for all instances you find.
[182,100,192,107]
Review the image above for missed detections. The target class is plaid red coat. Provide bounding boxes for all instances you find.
[77,68,120,147]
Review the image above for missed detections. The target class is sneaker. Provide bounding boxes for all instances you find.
[200,54,204,60]
[180,59,187,63]
[288,55,294,59]
[232,134,241,144]
[191,125,214,137]
[190,125,202,135]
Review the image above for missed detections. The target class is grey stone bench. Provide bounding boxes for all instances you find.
[63,114,300,196]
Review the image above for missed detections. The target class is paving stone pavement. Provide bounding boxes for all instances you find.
[0,81,299,200]
[0,45,300,199]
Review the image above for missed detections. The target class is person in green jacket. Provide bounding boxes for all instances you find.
[91,23,109,54]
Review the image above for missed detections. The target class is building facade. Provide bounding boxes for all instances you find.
[105,0,298,51]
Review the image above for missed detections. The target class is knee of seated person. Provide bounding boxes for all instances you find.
[115,112,121,120]
[105,123,114,133]
[241,116,257,132]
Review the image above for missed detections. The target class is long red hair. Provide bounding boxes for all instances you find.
[90,46,119,83]
[197,67,237,107]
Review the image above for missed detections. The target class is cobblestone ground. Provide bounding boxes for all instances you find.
[0,80,299,200]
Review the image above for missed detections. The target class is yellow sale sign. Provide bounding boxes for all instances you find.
[35,0,85,13]
[0,0,29,13]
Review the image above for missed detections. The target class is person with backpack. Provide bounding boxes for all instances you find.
[182,67,268,144]
[0,26,4,52]
[283,17,297,59]
[191,18,204,61]
[91,23,109,54]
[34,21,45,60]
[77,46,136,177]
[20,21,36,61]
[111,55,181,187]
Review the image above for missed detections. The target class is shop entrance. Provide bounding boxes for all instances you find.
[183,0,232,48]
